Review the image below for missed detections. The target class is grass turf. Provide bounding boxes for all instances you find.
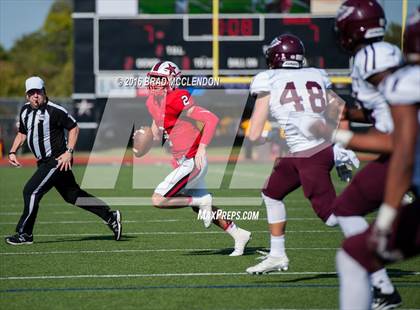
[0,164,419,309]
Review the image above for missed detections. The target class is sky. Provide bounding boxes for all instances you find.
[0,0,54,50]
[0,0,418,51]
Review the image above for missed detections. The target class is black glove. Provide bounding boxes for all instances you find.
[336,164,352,183]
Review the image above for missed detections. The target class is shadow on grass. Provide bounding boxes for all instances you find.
[252,273,338,284]
[249,268,419,284]
[35,235,136,244]
[184,246,265,256]
[384,268,420,279]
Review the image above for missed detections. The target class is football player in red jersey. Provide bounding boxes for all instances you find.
[140,61,251,256]
[336,9,420,310]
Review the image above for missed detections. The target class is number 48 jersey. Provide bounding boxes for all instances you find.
[250,67,331,153]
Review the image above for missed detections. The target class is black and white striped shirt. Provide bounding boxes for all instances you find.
[18,101,77,160]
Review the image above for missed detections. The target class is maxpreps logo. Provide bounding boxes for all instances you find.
[197,209,260,221]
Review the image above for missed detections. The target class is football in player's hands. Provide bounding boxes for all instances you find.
[132,126,154,157]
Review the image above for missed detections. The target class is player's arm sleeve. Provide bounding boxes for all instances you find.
[250,72,270,96]
[188,106,219,145]
[57,108,78,130]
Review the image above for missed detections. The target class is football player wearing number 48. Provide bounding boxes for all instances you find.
[245,34,358,274]
[139,61,251,256]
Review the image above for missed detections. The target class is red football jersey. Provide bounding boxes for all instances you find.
[146,89,202,159]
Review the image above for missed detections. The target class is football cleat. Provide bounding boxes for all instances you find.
[372,286,402,310]
[107,210,122,241]
[197,194,213,228]
[5,233,33,245]
[229,228,251,257]
[246,254,289,274]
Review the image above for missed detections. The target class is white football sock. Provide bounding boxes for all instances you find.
[325,214,338,227]
[336,249,371,310]
[191,194,211,206]
[191,196,202,206]
[337,215,369,237]
[371,268,395,294]
[269,235,285,257]
[225,222,238,237]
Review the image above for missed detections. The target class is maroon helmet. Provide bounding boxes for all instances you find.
[404,8,420,62]
[335,0,386,52]
[265,34,305,69]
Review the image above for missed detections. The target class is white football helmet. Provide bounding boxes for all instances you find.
[147,61,181,90]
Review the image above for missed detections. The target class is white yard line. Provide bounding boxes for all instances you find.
[0,198,314,210]
[0,272,337,280]
[0,247,338,256]
[0,219,180,225]
[1,270,419,281]
[0,218,341,225]
[0,204,331,216]
[2,230,340,238]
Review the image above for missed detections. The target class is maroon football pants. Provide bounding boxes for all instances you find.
[262,145,336,222]
[333,155,389,217]
[342,199,420,273]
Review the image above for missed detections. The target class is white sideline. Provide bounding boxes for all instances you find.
[0,208,317,215]
[75,197,265,206]
[0,198,311,210]
[0,247,338,256]
[0,218,338,225]
[2,230,341,238]
[2,270,419,281]
[0,272,337,280]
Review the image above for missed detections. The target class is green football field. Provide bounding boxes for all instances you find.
[0,164,419,309]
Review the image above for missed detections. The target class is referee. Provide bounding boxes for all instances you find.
[5,76,122,245]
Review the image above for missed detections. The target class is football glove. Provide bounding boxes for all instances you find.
[336,164,353,183]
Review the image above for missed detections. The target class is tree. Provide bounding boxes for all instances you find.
[0,44,8,61]
[385,22,402,49]
[0,0,73,97]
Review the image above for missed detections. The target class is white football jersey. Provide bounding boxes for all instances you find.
[351,41,402,133]
[250,67,331,153]
[379,65,420,106]
[379,64,420,192]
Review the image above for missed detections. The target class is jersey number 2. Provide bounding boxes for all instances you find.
[181,95,189,106]
[280,81,326,113]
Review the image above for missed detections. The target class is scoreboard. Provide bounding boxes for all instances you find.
[98,15,348,74]
[72,14,352,97]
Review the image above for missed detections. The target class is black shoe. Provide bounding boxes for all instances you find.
[5,233,33,245]
[107,210,122,241]
[372,286,402,310]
